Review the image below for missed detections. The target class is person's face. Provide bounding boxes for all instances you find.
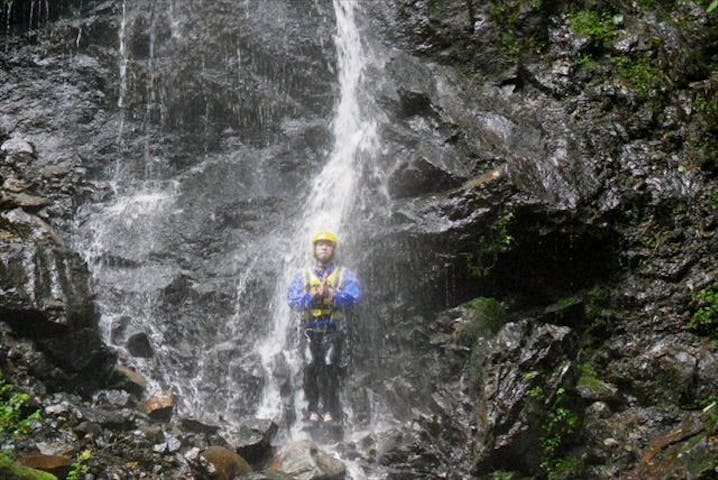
[314,240,335,264]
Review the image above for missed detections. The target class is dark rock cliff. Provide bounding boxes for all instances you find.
[362,0,718,478]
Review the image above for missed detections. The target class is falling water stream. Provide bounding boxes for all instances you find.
[256,0,379,423]
[74,1,393,469]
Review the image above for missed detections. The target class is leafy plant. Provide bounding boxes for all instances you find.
[568,10,617,49]
[540,388,581,475]
[708,1,718,13]
[67,450,92,480]
[0,375,42,439]
[462,211,515,277]
[688,287,718,343]
[528,386,544,399]
[710,190,718,211]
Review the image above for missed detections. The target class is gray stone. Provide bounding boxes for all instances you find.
[126,332,154,358]
[268,440,345,480]
[1,136,35,156]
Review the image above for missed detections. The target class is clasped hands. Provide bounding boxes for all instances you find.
[314,279,335,303]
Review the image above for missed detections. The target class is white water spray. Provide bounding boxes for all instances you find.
[255,0,378,431]
[117,0,129,144]
[4,1,13,52]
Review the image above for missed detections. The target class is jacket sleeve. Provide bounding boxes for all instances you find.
[287,272,314,311]
[334,269,361,309]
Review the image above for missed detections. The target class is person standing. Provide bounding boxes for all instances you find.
[287,231,361,423]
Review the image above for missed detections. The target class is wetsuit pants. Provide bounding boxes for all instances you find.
[301,329,343,417]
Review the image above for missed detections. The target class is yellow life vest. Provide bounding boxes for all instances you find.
[303,266,345,322]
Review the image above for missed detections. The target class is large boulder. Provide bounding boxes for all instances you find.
[17,454,71,478]
[474,320,579,474]
[268,440,345,480]
[199,446,252,480]
[0,208,98,334]
[224,418,278,464]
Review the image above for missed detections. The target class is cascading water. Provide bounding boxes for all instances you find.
[117,0,128,144]
[4,1,12,52]
[74,0,363,422]
[73,4,403,477]
[255,0,380,428]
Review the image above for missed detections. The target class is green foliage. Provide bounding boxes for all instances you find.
[464,297,509,337]
[556,296,581,311]
[585,286,614,323]
[463,298,508,383]
[66,450,92,480]
[0,375,41,439]
[488,1,546,59]
[462,211,515,277]
[708,1,718,13]
[710,190,718,211]
[695,94,718,127]
[702,400,717,432]
[577,53,600,72]
[688,287,718,343]
[613,56,664,97]
[527,385,544,399]
[546,457,583,480]
[579,362,600,379]
[0,453,58,480]
[540,388,581,475]
[568,10,617,49]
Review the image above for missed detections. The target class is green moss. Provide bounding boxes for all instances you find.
[568,10,617,49]
[710,190,718,211]
[578,362,597,379]
[577,53,600,71]
[488,1,547,59]
[613,55,665,97]
[547,456,585,480]
[463,297,509,382]
[695,94,718,127]
[0,454,58,480]
[688,287,718,344]
[465,297,509,337]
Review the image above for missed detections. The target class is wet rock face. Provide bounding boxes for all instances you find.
[0,0,716,479]
[118,0,337,151]
[474,321,579,474]
[0,0,121,394]
[360,1,717,478]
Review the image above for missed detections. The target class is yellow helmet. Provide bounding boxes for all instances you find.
[311,231,338,246]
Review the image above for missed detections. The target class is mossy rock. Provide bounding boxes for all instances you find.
[0,454,58,480]
[457,297,508,344]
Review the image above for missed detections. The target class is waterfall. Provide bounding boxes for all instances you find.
[4,1,12,52]
[117,0,128,145]
[72,0,389,447]
[256,0,379,433]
